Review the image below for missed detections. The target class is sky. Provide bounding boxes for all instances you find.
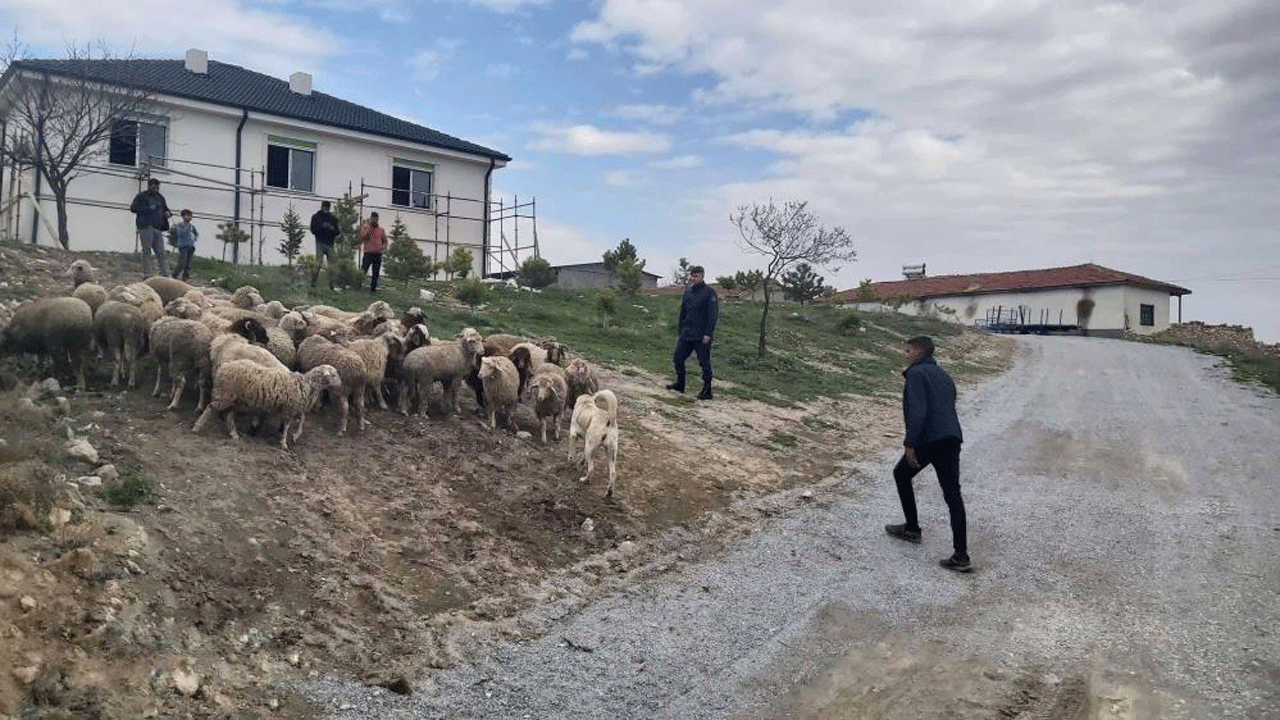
[1,0,1278,340]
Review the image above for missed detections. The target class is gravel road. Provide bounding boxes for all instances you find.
[303,336,1280,719]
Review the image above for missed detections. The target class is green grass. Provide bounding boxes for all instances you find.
[98,253,991,403]
[97,464,157,506]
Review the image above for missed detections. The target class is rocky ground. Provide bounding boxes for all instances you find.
[0,241,1012,719]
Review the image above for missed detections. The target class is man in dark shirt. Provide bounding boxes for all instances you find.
[885,335,971,573]
[666,265,719,400]
[309,200,341,290]
[129,178,172,278]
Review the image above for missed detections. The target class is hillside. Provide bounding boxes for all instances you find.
[0,241,1011,719]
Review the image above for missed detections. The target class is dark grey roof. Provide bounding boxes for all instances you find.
[5,58,510,162]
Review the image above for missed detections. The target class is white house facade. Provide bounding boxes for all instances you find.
[832,264,1191,337]
[0,50,513,275]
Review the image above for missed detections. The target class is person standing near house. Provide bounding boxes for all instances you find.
[169,209,199,281]
[309,200,341,290]
[129,178,172,278]
[884,335,971,573]
[665,265,718,400]
[359,211,388,294]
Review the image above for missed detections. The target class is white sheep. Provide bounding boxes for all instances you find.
[253,300,287,320]
[68,259,96,288]
[527,367,569,444]
[297,331,369,435]
[477,355,521,431]
[229,317,295,369]
[106,282,164,323]
[0,296,94,390]
[209,333,288,374]
[230,285,264,309]
[149,316,213,411]
[347,333,396,410]
[192,359,342,450]
[399,327,484,417]
[143,276,196,305]
[71,282,107,316]
[93,299,151,387]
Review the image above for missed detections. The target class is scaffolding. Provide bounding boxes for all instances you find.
[0,148,539,276]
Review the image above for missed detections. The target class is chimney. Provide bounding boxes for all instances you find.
[185,48,208,75]
[289,71,313,96]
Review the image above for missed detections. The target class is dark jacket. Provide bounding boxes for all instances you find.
[902,356,963,448]
[129,190,170,231]
[677,282,719,341]
[310,210,340,245]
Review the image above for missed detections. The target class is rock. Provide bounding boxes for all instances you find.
[12,666,39,684]
[48,507,72,528]
[171,667,201,696]
[287,652,301,667]
[65,438,98,465]
[36,377,60,398]
[580,518,595,533]
[268,698,280,710]
[377,676,413,695]
[15,397,48,421]
[125,560,144,575]
[19,595,37,612]
[96,464,119,483]
[800,489,814,500]
[76,476,103,487]
[515,430,533,441]
[418,289,436,302]
[617,540,636,554]
[55,396,71,415]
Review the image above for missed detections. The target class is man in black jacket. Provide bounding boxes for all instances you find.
[309,200,341,290]
[129,178,172,278]
[885,335,971,573]
[666,265,719,400]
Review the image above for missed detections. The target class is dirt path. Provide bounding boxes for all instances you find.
[300,336,1280,719]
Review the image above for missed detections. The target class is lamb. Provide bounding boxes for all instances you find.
[399,327,485,417]
[209,332,288,374]
[0,296,94,390]
[230,285,265,309]
[106,282,164,323]
[149,316,213,411]
[68,259,96,288]
[464,339,508,410]
[297,330,370,435]
[564,358,600,410]
[526,367,569,444]
[347,333,397,410]
[566,389,620,497]
[71,282,107,315]
[476,355,521,431]
[192,359,342,450]
[93,299,151,387]
[143,275,196,305]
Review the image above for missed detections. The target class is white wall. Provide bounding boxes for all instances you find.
[9,92,499,275]
[845,285,1177,334]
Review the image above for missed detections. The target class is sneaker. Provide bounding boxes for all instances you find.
[939,554,973,573]
[665,382,685,393]
[884,523,922,544]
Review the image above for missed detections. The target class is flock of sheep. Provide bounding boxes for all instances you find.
[0,259,623,496]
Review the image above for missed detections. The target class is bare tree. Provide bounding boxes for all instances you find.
[0,40,155,248]
[730,199,856,358]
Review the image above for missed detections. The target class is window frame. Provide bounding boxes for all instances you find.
[1139,303,1155,327]
[265,134,318,193]
[390,157,435,211]
[108,115,169,169]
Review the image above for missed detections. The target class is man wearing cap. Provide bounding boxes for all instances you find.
[129,178,173,278]
[666,265,718,400]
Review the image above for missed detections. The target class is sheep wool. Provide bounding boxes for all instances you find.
[477,355,521,431]
[297,332,370,435]
[149,316,214,411]
[71,283,108,315]
[0,296,94,390]
[143,276,196,305]
[93,299,151,387]
[107,282,164,323]
[193,359,342,450]
[528,368,569,444]
[564,358,600,410]
[399,328,485,417]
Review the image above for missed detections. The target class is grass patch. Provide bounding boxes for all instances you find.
[766,430,799,448]
[98,465,157,506]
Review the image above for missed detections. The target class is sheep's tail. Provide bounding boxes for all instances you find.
[230,316,269,345]
[593,389,618,425]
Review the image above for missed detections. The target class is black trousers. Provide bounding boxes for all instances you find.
[894,437,967,556]
[672,338,712,389]
[361,252,383,292]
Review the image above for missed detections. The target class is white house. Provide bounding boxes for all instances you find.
[831,263,1192,337]
[0,50,515,275]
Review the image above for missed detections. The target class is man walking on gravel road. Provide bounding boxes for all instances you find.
[884,335,971,573]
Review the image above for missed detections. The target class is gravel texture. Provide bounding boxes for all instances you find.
[301,336,1280,719]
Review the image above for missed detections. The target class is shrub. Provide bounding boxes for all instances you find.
[597,289,617,328]
[332,256,364,290]
[454,277,489,310]
[837,310,862,334]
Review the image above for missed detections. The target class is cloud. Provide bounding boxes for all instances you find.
[529,219,617,266]
[408,39,461,83]
[612,103,683,125]
[531,124,672,155]
[0,0,339,77]
[567,48,590,61]
[575,0,1280,341]
[649,154,703,169]
[604,169,644,187]
[463,0,548,12]
[484,62,517,78]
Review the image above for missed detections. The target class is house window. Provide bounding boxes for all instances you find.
[266,135,316,192]
[391,159,433,209]
[1140,303,1155,326]
[108,119,167,167]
